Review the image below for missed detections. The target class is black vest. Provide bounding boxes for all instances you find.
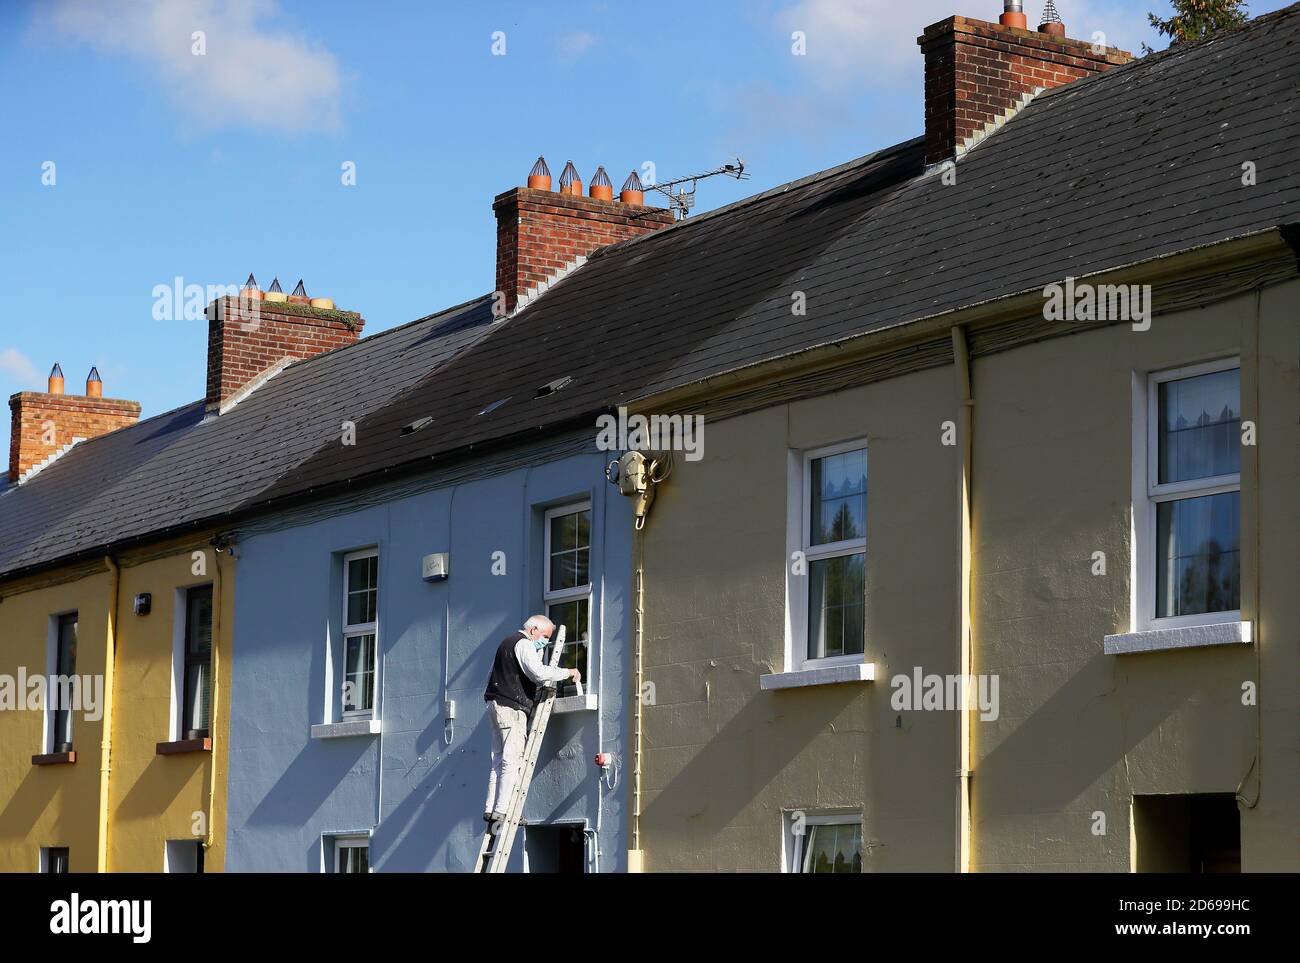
[484,634,537,714]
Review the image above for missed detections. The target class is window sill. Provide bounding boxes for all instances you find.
[156,737,212,755]
[552,694,598,714]
[32,751,76,766]
[1103,620,1252,656]
[311,719,382,739]
[760,662,876,690]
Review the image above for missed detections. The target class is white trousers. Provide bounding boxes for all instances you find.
[484,700,527,816]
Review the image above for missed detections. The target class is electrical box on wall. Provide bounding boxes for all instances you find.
[133,593,152,615]
[422,552,449,582]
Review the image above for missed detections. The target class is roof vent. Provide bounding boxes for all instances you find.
[477,397,511,416]
[86,366,102,398]
[400,415,433,435]
[528,156,552,191]
[48,363,65,395]
[536,375,573,397]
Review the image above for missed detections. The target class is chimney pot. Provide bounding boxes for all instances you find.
[527,156,553,191]
[264,276,287,303]
[48,363,64,395]
[620,170,645,206]
[589,166,614,201]
[999,1,1027,28]
[558,160,583,197]
[289,279,310,304]
[242,272,264,300]
[1038,0,1065,35]
[86,366,102,398]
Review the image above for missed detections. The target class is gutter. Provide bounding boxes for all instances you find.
[97,555,120,873]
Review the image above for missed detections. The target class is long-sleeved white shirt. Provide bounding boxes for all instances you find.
[514,632,571,685]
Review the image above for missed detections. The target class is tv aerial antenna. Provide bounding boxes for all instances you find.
[647,158,749,219]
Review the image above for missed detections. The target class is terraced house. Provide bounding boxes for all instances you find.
[1,2,1295,875]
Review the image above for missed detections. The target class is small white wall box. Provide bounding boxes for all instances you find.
[422,552,450,582]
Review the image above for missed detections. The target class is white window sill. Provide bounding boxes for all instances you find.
[760,662,875,690]
[1103,620,1252,656]
[552,694,598,713]
[311,719,382,739]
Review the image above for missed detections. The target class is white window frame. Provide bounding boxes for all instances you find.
[1133,358,1241,633]
[333,834,370,873]
[40,846,69,874]
[783,810,863,873]
[543,502,592,683]
[341,549,379,720]
[787,440,868,672]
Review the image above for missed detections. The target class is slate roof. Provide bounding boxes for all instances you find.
[0,297,493,578]
[269,5,1300,500]
[3,4,1299,581]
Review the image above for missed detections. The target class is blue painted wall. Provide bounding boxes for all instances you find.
[224,449,631,872]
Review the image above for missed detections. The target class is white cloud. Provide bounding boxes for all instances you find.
[31,0,342,133]
[777,0,1157,89]
[557,31,597,61]
[0,348,41,388]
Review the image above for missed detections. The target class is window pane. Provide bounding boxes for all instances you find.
[811,450,867,545]
[344,633,376,712]
[549,510,591,591]
[1158,369,1240,484]
[808,553,865,661]
[46,848,69,874]
[53,615,77,751]
[346,556,377,626]
[802,823,862,874]
[339,844,369,873]
[183,588,212,736]
[546,598,589,694]
[1157,492,1240,617]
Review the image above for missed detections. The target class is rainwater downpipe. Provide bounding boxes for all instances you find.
[951,325,974,873]
[630,525,646,870]
[206,547,223,853]
[97,555,121,873]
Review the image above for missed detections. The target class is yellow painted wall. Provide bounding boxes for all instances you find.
[0,565,111,872]
[0,540,232,872]
[108,545,232,872]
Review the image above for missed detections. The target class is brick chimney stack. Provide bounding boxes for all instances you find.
[494,157,675,316]
[918,6,1132,166]
[205,279,364,413]
[9,364,141,483]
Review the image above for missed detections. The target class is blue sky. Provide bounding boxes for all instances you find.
[0,0,1286,452]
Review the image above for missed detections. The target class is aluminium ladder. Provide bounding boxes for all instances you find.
[474,625,579,873]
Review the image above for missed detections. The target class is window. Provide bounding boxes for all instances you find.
[787,813,862,873]
[181,586,213,740]
[50,613,77,753]
[544,504,591,694]
[1141,361,1240,628]
[41,847,69,874]
[342,551,378,718]
[793,442,867,667]
[334,836,370,873]
[165,840,204,873]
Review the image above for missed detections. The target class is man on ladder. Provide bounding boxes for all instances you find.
[481,615,581,845]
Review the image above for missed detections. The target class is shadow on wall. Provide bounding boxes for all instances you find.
[973,650,1231,822]
[641,685,860,844]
